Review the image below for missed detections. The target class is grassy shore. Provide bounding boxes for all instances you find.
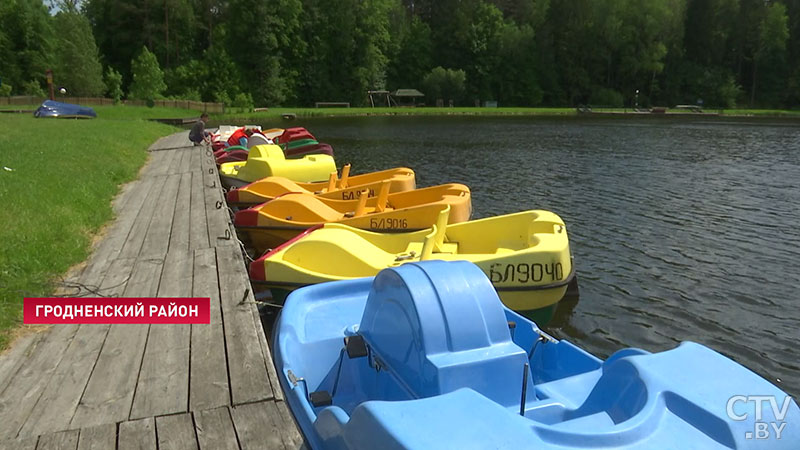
[0,111,183,349]
[218,106,576,121]
[0,104,200,120]
[214,106,800,122]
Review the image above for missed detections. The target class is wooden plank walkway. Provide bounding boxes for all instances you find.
[0,131,304,449]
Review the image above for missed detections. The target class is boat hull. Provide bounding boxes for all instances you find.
[226,167,416,208]
[234,184,471,252]
[219,144,336,188]
[249,210,574,319]
[33,100,96,119]
[273,261,800,450]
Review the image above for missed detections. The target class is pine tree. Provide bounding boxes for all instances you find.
[129,46,166,101]
[52,12,105,96]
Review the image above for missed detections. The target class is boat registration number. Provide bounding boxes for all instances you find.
[489,262,564,284]
[342,189,375,200]
[370,217,408,229]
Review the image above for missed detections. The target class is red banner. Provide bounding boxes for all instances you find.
[24,298,211,324]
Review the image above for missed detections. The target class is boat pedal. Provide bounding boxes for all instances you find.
[309,390,333,407]
[344,335,368,358]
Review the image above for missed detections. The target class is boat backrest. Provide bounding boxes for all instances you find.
[420,207,450,259]
[353,191,370,217]
[229,144,287,181]
[433,206,449,251]
[247,133,271,148]
[359,261,534,408]
[262,128,284,139]
[374,181,391,213]
[337,164,351,188]
[326,172,338,192]
[248,144,286,162]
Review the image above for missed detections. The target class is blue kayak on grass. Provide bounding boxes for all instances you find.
[33,100,96,119]
[273,260,799,449]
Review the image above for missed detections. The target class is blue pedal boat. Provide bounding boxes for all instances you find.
[33,100,97,119]
[273,261,799,449]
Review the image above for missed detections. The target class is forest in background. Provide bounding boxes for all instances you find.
[1,0,799,109]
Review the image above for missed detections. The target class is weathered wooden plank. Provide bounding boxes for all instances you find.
[19,255,134,436]
[275,401,305,449]
[0,331,44,395]
[75,180,156,291]
[253,302,282,402]
[199,150,216,172]
[194,407,238,450]
[138,173,182,260]
[148,131,190,152]
[118,175,168,260]
[189,147,203,174]
[216,246,274,405]
[112,166,158,222]
[35,430,79,450]
[0,436,38,450]
[165,148,182,175]
[168,148,187,175]
[19,324,111,437]
[155,413,198,450]
[123,258,164,297]
[76,424,116,450]
[149,148,179,178]
[0,322,79,440]
[179,148,196,174]
[189,248,229,411]
[202,161,236,248]
[118,418,156,450]
[138,149,172,180]
[230,401,287,450]
[129,251,193,420]
[188,171,210,251]
[70,258,162,429]
[112,176,138,215]
[168,172,193,254]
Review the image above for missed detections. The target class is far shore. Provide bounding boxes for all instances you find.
[3,103,799,123]
[213,106,800,123]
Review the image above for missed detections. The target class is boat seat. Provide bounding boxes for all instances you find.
[247,133,271,148]
[400,242,425,260]
[263,194,344,223]
[401,240,458,259]
[287,228,394,274]
[358,261,536,408]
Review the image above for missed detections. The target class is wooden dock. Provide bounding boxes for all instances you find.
[0,131,304,449]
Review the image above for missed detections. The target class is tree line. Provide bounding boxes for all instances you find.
[1,0,798,109]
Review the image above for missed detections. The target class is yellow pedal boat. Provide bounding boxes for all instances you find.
[226,164,416,208]
[219,144,336,188]
[234,182,471,252]
[249,207,575,323]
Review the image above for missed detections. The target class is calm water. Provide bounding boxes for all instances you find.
[262,115,800,397]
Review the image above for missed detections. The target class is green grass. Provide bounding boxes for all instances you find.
[719,108,800,117]
[0,112,179,349]
[216,106,578,121]
[215,106,800,121]
[0,104,200,119]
